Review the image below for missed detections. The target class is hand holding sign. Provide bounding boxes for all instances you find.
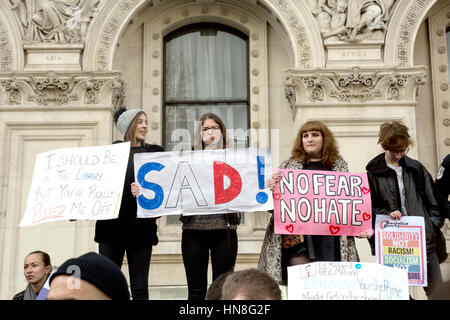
[273,169,373,236]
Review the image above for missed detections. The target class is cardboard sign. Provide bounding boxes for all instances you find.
[288,262,409,300]
[375,215,427,287]
[20,143,130,226]
[273,169,373,236]
[134,148,273,217]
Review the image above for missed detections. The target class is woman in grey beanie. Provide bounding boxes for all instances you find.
[94,107,164,300]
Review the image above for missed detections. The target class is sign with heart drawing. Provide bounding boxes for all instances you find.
[273,169,373,236]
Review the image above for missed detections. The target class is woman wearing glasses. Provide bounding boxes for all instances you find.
[180,113,240,300]
[366,121,444,298]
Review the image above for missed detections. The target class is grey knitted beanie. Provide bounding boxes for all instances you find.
[114,107,144,138]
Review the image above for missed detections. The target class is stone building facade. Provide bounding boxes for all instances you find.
[0,0,449,299]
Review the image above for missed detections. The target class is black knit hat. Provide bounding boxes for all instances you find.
[49,252,130,300]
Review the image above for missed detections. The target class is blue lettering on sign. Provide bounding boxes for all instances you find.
[137,162,165,210]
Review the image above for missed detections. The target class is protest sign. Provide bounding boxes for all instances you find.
[134,148,273,217]
[273,169,373,236]
[20,143,130,226]
[375,215,427,287]
[288,261,409,300]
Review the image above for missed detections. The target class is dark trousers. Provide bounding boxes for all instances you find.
[99,243,152,300]
[425,251,444,298]
[182,229,238,300]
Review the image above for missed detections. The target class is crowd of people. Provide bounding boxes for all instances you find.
[12,107,449,300]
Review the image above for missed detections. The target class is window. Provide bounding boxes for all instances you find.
[163,23,249,151]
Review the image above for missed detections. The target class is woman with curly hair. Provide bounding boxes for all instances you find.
[258,120,361,284]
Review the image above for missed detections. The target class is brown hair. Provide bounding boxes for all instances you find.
[194,113,227,150]
[27,251,51,267]
[124,111,146,147]
[221,269,282,300]
[291,120,341,167]
[378,121,413,151]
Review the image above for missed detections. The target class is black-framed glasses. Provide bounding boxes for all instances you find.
[202,126,221,132]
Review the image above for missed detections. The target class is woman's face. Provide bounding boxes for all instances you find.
[302,130,323,157]
[24,253,51,286]
[135,113,148,144]
[201,118,222,147]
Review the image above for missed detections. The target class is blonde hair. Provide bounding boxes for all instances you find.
[124,111,146,147]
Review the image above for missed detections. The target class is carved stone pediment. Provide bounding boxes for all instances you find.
[0,71,124,107]
[284,66,427,117]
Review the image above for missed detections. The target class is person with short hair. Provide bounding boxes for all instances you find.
[205,271,233,300]
[434,154,450,220]
[12,251,52,300]
[221,269,281,300]
[46,252,130,300]
[366,121,444,298]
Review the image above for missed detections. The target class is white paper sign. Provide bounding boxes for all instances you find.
[20,142,130,226]
[288,262,409,300]
[375,215,427,287]
[134,148,273,217]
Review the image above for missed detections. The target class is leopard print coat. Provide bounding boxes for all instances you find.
[257,157,360,284]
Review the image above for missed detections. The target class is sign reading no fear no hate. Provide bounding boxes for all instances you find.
[134,148,273,217]
[273,169,373,236]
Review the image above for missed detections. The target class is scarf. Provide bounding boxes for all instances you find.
[23,283,37,300]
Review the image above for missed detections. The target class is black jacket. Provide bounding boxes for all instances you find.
[434,154,450,219]
[366,153,443,254]
[94,141,165,248]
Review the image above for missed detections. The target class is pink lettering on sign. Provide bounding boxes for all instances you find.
[32,202,65,223]
[273,169,373,236]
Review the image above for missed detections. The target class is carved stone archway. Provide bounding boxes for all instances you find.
[0,0,23,71]
[83,0,325,71]
[385,0,439,66]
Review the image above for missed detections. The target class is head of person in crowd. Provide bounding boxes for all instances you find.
[15,251,53,300]
[47,252,130,300]
[291,120,341,167]
[114,106,148,147]
[194,113,227,150]
[205,271,233,300]
[221,269,282,300]
[377,121,413,166]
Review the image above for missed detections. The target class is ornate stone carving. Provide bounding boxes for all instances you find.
[10,0,101,43]
[0,79,21,104]
[395,0,433,66]
[96,0,139,71]
[284,66,426,109]
[0,18,13,71]
[309,0,396,42]
[0,71,123,106]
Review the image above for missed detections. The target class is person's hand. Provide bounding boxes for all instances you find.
[269,172,283,192]
[357,231,371,239]
[389,210,402,220]
[131,182,139,197]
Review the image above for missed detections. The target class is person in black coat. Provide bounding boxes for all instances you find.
[366,121,444,298]
[94,107,164,300]
[434,154,450,220]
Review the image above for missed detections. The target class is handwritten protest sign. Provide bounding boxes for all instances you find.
[375,215,427,287]
[20,143,130,226]
[288,262,409,300]
[134,148,273,217]
[273,169,373,236]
